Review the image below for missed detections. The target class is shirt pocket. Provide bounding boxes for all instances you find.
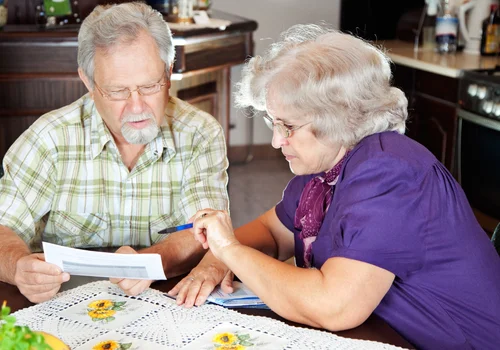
[44,211,109,248]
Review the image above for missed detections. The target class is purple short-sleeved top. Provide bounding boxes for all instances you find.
[276,132,500,349]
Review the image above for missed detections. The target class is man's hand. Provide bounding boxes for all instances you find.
[167,252,234,308]
[110,246,153,296]
[14,253,70,303]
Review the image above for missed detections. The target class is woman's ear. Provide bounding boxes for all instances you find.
[167,64,174,90]
[78,68,94,99]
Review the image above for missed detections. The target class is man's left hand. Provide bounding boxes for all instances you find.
[109,246,153,296]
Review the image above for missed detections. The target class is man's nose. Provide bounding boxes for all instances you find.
[128,90,146,113]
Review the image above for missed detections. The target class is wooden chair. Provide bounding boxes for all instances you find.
[492,223,500,256]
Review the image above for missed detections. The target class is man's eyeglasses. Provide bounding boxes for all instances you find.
[93,71,167,101]
[262,113,311,138]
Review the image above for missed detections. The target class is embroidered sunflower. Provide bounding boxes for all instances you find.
[219,345,246,350]
[88,308,116,319]
[92,340,120,350]
[88,300,113,310]
[213,332,237,345]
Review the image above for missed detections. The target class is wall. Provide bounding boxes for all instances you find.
[212,0,341,146]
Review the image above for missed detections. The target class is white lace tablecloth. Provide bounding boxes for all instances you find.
[12,281,405,349]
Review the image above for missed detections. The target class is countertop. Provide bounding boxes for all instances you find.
[0,9,258,42]
[380,40,500,78]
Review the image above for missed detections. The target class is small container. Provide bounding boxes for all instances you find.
[193,0,211,11]
[168,0,194,23]
[0,0,8,29]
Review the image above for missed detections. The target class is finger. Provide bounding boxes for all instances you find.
[115,246,136,254]
[167,274,195,297]
[109,277,124,284]
[172,276,196,305]
[183,278,204,308]
[125,280,152,296]
[118,279,152,296]
[192,215,209,246]
[220,270,234,294]
[19,256,62,276]
[194,280,219,306]
[19,283,62,303]
[16,270,69,287]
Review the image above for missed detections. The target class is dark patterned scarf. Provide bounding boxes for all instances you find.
[294,152,349,267]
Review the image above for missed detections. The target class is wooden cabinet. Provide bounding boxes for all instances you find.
[392,63,458,173]
[0,9,257,162]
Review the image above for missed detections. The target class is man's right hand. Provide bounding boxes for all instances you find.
[167,252,234,308]
[14,253,70,303]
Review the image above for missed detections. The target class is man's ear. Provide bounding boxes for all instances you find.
[78,68,94,98]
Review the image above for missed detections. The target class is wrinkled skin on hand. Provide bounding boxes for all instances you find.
[192,210,240,260]
[168,254,234,308]
[109,246,153,296]
[15,253,70,303]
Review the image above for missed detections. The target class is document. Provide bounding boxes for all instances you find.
[42,242,167,280]
[207,281,269,309]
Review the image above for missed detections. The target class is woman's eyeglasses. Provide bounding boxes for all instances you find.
[262,113,311,138]
[93,72,167,101]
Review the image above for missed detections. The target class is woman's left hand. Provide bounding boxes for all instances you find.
[192,209,240,261]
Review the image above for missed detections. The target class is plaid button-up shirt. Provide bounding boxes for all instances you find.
[0,94,229,251]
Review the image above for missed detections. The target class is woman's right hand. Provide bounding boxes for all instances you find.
[192,209,240,262]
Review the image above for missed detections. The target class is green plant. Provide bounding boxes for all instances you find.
[0,301,53,350]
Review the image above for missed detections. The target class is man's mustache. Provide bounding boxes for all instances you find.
[121,113,155,124]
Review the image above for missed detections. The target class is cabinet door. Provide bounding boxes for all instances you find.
[411,94,457,172]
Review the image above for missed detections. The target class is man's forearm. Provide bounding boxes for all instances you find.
[0,225,31,285]
[139,229,206,278]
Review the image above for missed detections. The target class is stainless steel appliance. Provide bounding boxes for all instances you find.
[457,69,500,230]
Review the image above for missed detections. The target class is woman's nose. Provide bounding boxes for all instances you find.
[271,129,288,149]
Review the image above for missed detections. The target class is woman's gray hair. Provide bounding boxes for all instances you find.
[77,2,175,86]
[235,24,408,148]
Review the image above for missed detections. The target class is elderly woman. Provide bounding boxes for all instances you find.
[169,25,500,349]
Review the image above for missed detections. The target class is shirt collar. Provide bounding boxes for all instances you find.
[89,98,177,160]
[90,104,114,160]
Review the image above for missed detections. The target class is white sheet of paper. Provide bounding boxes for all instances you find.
[42,242,166,280]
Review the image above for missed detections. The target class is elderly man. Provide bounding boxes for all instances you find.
[0,2,228,303]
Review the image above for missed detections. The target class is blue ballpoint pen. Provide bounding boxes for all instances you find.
[158,223,193,234]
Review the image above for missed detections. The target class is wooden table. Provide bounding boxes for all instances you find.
[0,277,413,349]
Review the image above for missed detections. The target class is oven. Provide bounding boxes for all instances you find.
[457,70,500,231]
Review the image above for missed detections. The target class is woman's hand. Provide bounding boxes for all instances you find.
[192,209,240,262]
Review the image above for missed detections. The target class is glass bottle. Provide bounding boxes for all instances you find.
[480,4,500,56]
[435,0,458,53]
[422,1,438,50]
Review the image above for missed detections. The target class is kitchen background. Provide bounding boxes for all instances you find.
[1,0,499,233]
